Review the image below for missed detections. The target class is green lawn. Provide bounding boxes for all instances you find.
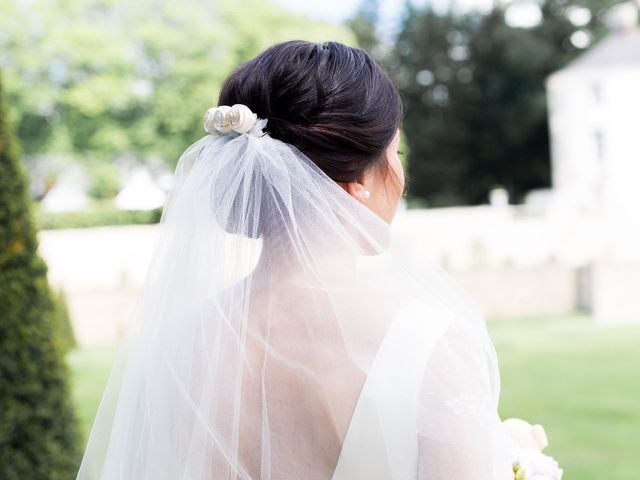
[68,345,119,445]
[68,314,640,479]
[489,314,640,480]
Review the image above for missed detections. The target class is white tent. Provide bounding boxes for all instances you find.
[115,166,166,211]
[40,166,90,212]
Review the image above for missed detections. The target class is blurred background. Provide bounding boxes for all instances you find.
[1,0,639,478]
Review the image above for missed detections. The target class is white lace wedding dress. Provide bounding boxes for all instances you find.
[331,299,515,480]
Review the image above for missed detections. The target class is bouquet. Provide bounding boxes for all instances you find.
[503,418,564,480]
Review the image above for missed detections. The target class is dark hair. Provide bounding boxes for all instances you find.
[218,40,403,184]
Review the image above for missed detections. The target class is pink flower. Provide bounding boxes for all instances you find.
[503,417,549,452]
[512,448,564,480]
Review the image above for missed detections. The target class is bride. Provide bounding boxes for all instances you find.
[76,40,522,479]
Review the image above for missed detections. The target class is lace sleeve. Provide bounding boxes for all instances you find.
[416,317,515,479]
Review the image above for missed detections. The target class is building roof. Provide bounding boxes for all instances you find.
[560,28,640,73]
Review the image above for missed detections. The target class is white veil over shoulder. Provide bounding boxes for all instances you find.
[76,107,515,480]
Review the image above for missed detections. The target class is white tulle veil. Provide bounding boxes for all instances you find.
[76,108,514,479]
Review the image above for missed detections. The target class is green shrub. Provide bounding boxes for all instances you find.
[0,71,82,479]
[35,204,163,230]
[87,160,122,200]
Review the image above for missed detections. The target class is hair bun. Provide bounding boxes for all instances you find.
[217,40,403,183]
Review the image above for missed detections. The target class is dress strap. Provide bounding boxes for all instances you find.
[331,299,454,480]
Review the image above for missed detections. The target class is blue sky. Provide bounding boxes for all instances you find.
[273,0,495,24]
[273,0,495,41]
[272,0,584,37]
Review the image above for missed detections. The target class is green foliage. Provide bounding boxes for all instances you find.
[0,71,82,478]
[348,0,380,53]
[87,160,121,200]
[0,0,355,171]
[385,0,620,206]
[35,205,163,230]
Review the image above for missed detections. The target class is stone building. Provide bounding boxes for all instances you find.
[546,9,640,324]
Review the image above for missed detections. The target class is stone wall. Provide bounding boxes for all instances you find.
[37,205,639,345]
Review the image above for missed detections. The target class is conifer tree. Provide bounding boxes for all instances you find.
[0,70,81,479]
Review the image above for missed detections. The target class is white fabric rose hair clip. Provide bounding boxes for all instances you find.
[203,104,268,138]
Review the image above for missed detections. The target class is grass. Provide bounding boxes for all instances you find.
[489,314,640,480]
[68,314,640,479]
[68,345,119,445]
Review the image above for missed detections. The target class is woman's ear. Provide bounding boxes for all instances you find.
[342,180,368,204]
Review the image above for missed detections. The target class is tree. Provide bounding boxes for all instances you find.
[0,0,354,171]
[348,0,380,54]
[389,7,478,206]
[388,0,620,206]
[0,70,81,479]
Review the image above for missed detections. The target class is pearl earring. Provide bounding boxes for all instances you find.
[363,190,371,200]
